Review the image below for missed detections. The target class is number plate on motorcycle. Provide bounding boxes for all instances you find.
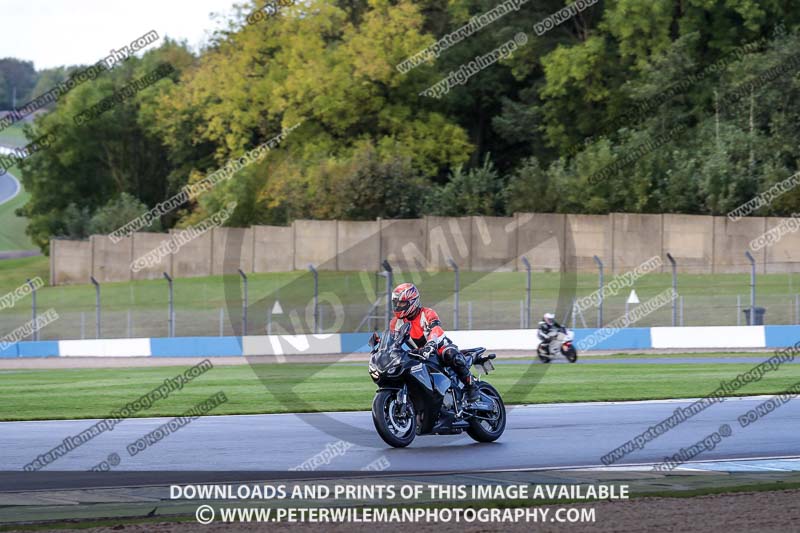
[478,360,494,375]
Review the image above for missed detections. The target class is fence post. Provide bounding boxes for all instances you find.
[737,295,741,326]
[163,272,174,337]
[745,250,756,325]
[447,258,460,330]
[666,253,677,327]
[468,301,473,330]
[521,256,532,329]
[381,260,393,329]
[238,269,248,336]
[219,308,224,336]
[308,264,319,334]
[27,278,38,341]
[593,256,604,327]
[90,276,100,339]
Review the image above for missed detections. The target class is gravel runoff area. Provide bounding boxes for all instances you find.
[28,489,800,533]
[0,348,777,370]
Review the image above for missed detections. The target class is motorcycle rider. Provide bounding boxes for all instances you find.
[388,282,480,404]
[538,312,567,357]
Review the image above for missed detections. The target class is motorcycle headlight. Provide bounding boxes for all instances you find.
[368,363,380,379]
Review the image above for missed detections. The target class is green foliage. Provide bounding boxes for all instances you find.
[87,192,162,235]
[10,0,800,253]
[0,58,37,108]
[426,156,504,216]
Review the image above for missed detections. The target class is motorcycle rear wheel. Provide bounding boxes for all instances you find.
[466,382,506,443]
[372,390,416,448]
[537,343,552,364]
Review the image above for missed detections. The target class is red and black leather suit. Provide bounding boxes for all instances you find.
[389,307,473,388]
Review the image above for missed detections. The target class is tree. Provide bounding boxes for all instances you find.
[87,193,162,235]
[16,41,191,251]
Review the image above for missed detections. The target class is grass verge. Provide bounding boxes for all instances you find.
[1,358,798,421]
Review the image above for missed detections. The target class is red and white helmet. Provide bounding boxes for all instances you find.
[391,283,421,319]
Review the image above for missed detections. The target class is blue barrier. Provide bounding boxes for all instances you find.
[340,332,371,353]
[0,342,17,358]
[18,341,59,358]
[764,325,800,349]
[150,337,243,357]
[573,327,652,350]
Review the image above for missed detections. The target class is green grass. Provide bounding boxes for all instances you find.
[0,122,27,147]
[2,358,798,421]
[0,163,35,251]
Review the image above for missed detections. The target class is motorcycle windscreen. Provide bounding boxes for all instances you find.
[371,329,401,372]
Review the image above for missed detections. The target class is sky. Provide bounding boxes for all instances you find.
[0,0,241,69]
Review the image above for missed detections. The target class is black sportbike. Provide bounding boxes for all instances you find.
[367,322,506,448]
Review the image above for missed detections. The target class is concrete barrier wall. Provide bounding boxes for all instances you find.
[612,214,662,272]
[337,220,380,271]
[170,228,212,278]
[764,217,800,273]
[253,225,294,272]
[212,227,251,275]
[516,213,564,272]
[380,218,427,271]
[425,216,472,270]
[663,214,713,274]
[90,235,133,283]
[713,216,767,274]
[471,216,516,271]
[567,214,612,272]
[51,239,92,285]
[294,220,338,270]
[131,232,172,280]
[51,213,800,285]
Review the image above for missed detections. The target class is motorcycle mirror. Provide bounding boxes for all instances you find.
[368,332,380,348]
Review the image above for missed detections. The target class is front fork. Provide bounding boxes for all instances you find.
[397,384,410,416]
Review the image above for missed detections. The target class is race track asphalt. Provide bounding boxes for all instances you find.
[2,395,798,480]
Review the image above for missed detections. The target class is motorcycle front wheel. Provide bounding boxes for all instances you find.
[564,345,578,363]
[372,390,416,448]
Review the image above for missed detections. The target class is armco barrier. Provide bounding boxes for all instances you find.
[3,326,798,358]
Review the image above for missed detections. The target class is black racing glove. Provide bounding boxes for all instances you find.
[422,340,438,359]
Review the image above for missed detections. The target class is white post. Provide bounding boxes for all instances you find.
[219,308,224,337]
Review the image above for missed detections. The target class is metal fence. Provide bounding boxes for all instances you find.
[4,256,800,341]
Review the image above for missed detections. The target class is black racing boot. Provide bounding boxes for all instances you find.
[464,380,480,404]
